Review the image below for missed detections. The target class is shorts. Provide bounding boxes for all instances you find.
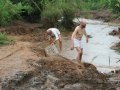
[74,38,83,48]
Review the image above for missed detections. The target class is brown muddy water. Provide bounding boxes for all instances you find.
[61,18,120,73]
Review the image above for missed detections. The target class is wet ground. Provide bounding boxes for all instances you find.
[0,20,120,90]
[61,18,120,73]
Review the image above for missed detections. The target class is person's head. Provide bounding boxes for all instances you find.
[79,21,86,29]
[46,29,52,35]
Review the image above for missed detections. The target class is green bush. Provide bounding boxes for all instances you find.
[41,3,61,27]
[17,0,42,22]
[74,0,109,11]
[41,0,62,27]
[60,2,75,29]
[41,0,76,29]
[0,33,16,46]
[109,0,120,13]
[0,0,31,26]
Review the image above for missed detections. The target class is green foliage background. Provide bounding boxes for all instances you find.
[0,0,31,26]
[0,0,120,27]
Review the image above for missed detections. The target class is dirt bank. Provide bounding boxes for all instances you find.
[0,21,48,89]
[109,27,120,51]
[109,27,120,37]
[1,55,116,90]
[76,11,120,23]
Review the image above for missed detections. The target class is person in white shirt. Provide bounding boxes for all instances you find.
[46,28,62,52]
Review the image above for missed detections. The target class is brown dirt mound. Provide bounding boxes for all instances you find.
[0,21,47,42]
[0,21,41,35]
[31,45,47,57]
[111,42,120,50]
[1,55,113,90]
[109,28,120,37]
[35,55,106,84]
[37,55,84,80]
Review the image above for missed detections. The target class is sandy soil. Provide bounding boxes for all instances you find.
[0,21,47,80]
[0,42,37,79]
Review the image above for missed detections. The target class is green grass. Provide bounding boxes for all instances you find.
[0,33,16,46]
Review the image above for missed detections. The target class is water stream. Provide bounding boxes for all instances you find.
[61,18,120,73]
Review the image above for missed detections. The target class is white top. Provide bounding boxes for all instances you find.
[49,28,60,40]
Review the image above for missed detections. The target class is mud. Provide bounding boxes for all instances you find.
[110,27,120,52]
[0,21,119,90]
[0,21,48,89]
[111,42,120,52]
[1,55,116,90]
[109,27,120,37]
[0,21,47,42]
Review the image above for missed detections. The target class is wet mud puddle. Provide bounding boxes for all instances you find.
[61,18,120,73]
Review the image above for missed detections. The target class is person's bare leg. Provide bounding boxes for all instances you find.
[59,35,62,52]
[80,48,83,60]
[76,47,82,62]
[59,39,62,52]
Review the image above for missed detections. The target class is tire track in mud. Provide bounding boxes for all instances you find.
[0,47,23,61]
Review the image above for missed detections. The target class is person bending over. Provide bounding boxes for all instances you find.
[46,28,62,52]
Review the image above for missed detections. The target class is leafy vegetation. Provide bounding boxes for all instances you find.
[0,0,31,26]
[0,0,119,46]
[41,0,76,29]
[109,0,120,19]
[75,0,109,11]
[0,33,16,46]
[109,0,120,13]
[75,0,120,17]
[0,0,120,27]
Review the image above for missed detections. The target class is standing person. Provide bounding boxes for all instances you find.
[70,22,88,62]
[46,28,62,52]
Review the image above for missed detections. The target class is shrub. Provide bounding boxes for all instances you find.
[41,0,76,29]
[109,0,120,14]
[74,0,109,11]
[0,0,31,26]
[41,0,62,28]
[60,2,75,29]
[0,33,16,46]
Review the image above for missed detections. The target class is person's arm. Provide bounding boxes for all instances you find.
[46,29,52,44]
[51,38,56,44]
[83,29,88,43]
[48,35,51,43]
[70,27,78,50]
